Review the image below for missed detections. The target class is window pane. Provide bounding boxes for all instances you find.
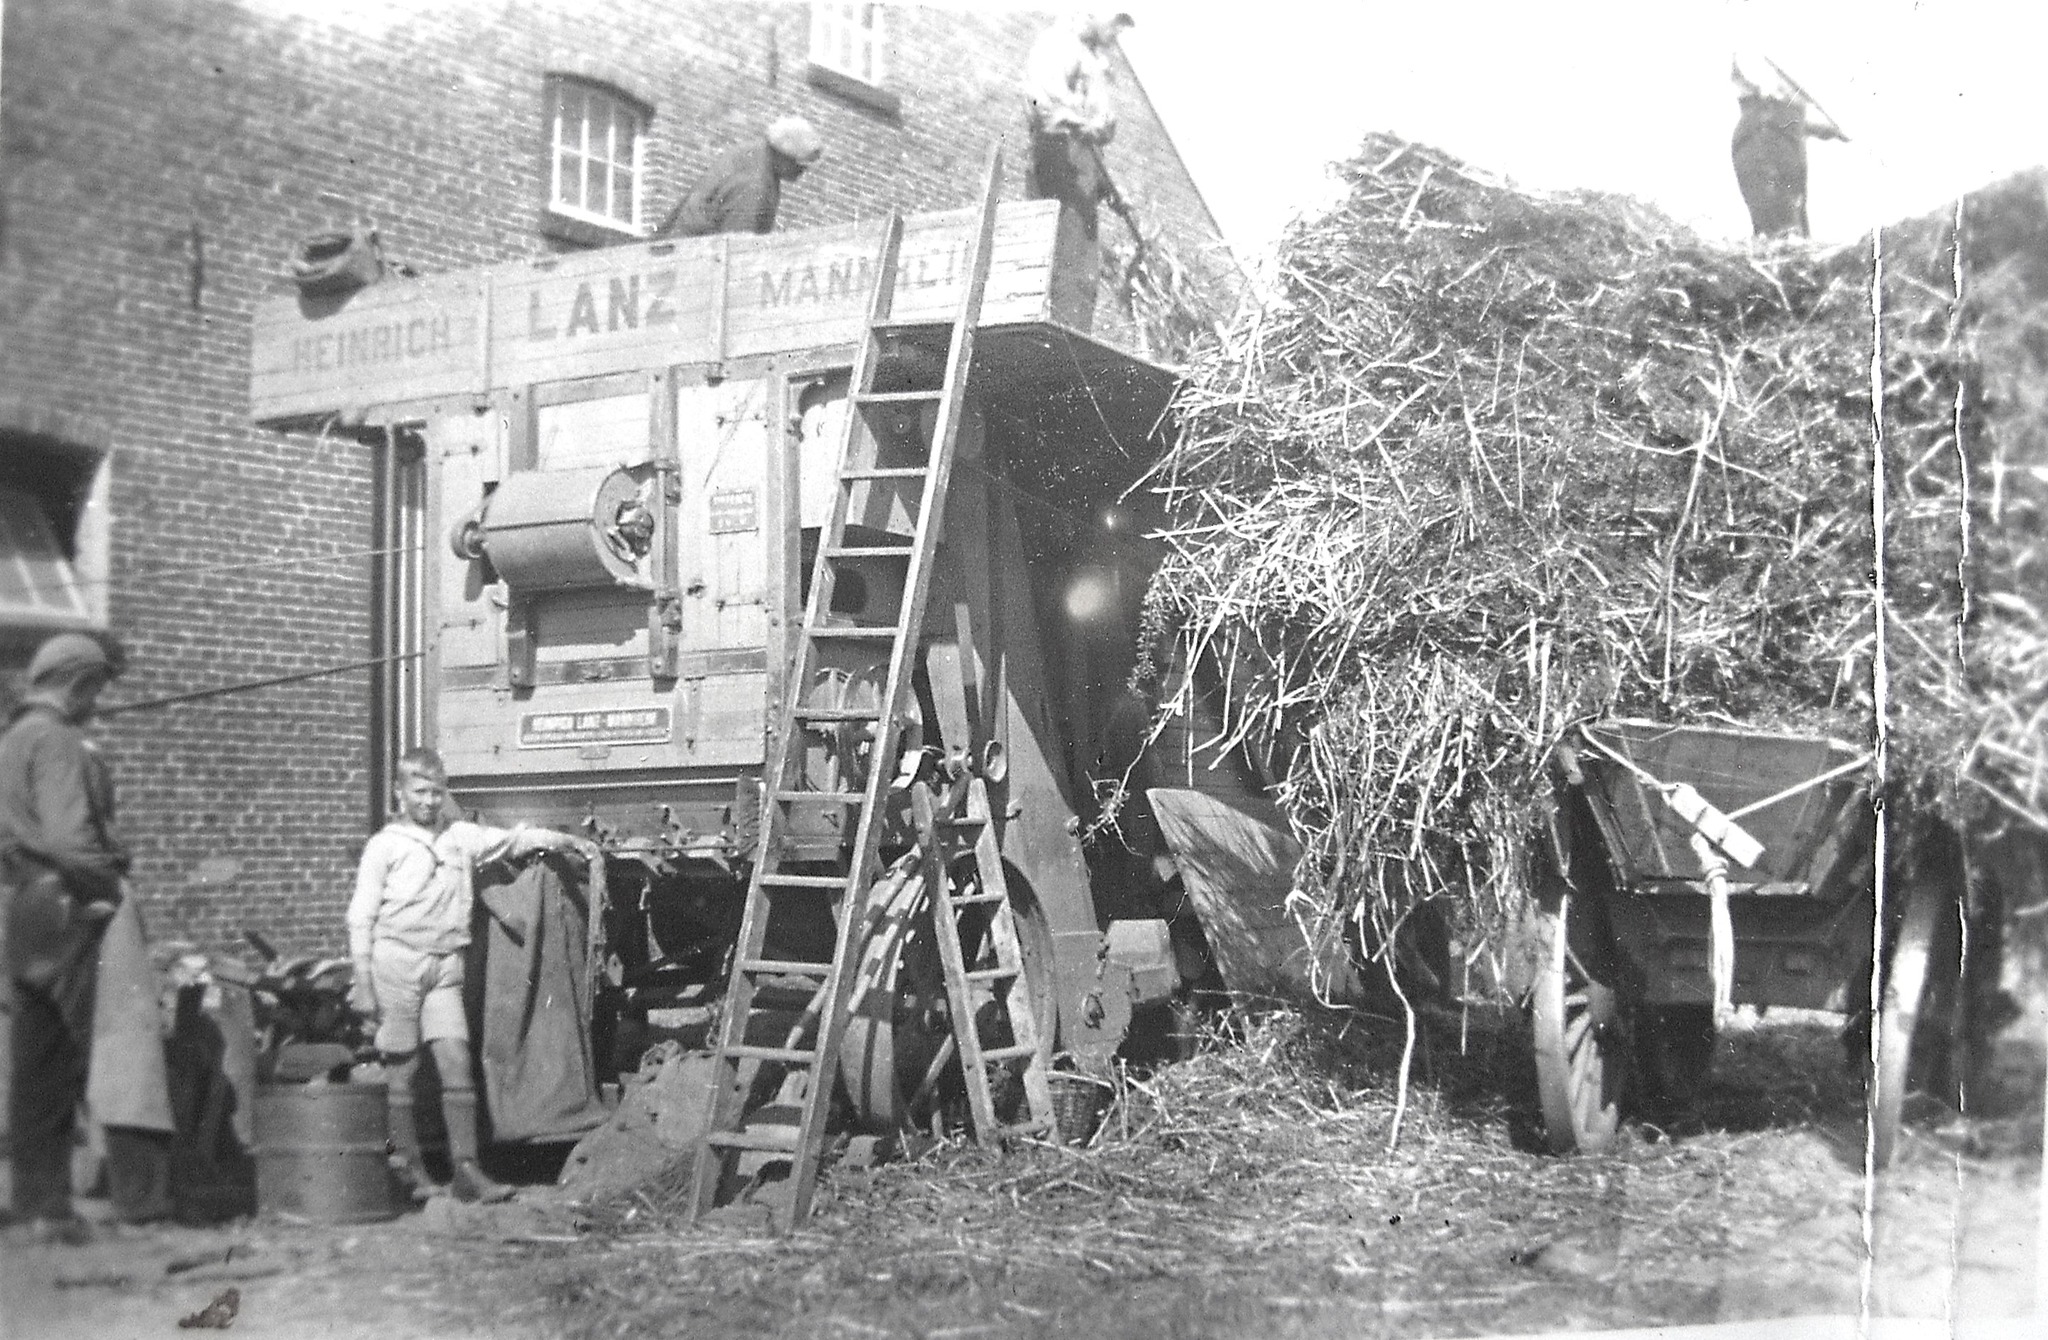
[547,81,646,224]
[555,148,576,207]
[596,97,616,168]
[0,488,86,622]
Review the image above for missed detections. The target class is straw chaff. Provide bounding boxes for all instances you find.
[1142,132,2048,969]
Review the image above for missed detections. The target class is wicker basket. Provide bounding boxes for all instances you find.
[1047,1071,1113,1145]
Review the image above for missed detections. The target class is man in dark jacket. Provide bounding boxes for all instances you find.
[1,632,135,1239]
[655,117,824,239]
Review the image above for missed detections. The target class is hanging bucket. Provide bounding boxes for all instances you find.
[254,1082,399,1223]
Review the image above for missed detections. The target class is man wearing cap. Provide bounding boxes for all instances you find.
[1,633,168,1239]
[655,116,824,239]
[1023,11,1134,330]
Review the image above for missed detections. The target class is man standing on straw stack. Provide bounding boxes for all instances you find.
[1730,53,1847,239]
[1024,11,1134,331]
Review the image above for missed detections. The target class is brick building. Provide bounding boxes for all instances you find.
[0,0,1233,956]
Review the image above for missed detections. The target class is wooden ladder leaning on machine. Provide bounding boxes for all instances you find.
[685,144,1059,1232]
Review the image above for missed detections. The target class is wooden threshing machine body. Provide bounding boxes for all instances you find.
[250,200,1183,1087]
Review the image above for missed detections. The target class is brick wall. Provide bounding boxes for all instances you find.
[0,0,1233,957]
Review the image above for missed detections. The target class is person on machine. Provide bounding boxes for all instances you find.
[654,116,825,238]
[1023,11,1133,331]
[347,748,597,1204]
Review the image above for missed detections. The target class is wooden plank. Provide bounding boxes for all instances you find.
[491,241,722,387]
[251,270,487,422]
[723,202,1058,358]
[535,391,652,470]
[431,411,501,670]
[1149,788,1363,1004]
[249,203,1060,421]
[437,672,767,775]
[674,380,772,652]
[534,588,650,662]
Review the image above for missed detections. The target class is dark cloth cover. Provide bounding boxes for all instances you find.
[468,858,608,1142]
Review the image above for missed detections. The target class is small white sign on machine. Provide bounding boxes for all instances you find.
[518,707,673,749]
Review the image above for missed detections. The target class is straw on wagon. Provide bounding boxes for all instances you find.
[1138,132,2048,983]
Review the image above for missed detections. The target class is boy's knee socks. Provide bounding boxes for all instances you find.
[441,1085,481,1165]
[386,1091,422,1161]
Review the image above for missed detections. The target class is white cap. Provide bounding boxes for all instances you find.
[767,116,824,166]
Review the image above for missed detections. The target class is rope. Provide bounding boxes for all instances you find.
[1690,833,1738,1026]
[81,543,423,590]
[100,651,424,716]
[1725,753,1873,820]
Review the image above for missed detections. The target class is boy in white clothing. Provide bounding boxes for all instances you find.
[347,748,597,1203]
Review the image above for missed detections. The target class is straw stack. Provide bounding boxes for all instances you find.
[1141,132,2048,968]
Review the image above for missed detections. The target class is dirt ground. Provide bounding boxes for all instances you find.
[3,1008,2040,1340]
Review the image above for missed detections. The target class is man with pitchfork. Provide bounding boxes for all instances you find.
[1024,11,1137,331]
[1730,53,1849,239]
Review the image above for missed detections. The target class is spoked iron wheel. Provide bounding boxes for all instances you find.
[1531,895,1628,1154]
[838,852,1055,1134]
[1870,840,1966,1167]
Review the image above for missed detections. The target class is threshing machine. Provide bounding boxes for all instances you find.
[251,161,1198,1221]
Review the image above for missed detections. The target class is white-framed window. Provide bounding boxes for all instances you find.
[547,77,648,236]
[810,3,887,89]
[0,486,91,631]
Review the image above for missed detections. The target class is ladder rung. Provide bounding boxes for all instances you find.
[738,958,833,977]
[704,1126,801,1153]
[759,873,850,889]
[937,816,987,830]
[772,790,865,805]
[869,320,949,339]
[841,466,929,481]
[806,627,900,641]
[853,390,943,404]
[949,892,1005,905]
[722,1044,818,1065]
[791,706,882,723]
[978,1043,1039,1062]
[965,968,1017,985]
[825,544,913,559]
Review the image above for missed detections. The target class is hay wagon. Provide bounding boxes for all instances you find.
[1528,721,1971,1164]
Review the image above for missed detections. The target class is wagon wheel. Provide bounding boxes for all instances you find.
[1531,895,1628,1154]
[839,851,1056,1133]
[1870,844,1966,1167]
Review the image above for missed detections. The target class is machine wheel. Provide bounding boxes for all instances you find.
[838,852,1056,1133]
[1871,851,1965,1167]
[1635,1004,1716,1111]
[1531,895,1628,1154]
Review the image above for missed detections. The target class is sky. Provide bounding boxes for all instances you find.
[1107,0,2046,264]
[116,0,2045,267]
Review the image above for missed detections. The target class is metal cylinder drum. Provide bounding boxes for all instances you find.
[254,1082,399,1223]
[480,465,653,591]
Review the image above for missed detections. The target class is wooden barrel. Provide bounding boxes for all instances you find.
[254,1082,398,1223]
